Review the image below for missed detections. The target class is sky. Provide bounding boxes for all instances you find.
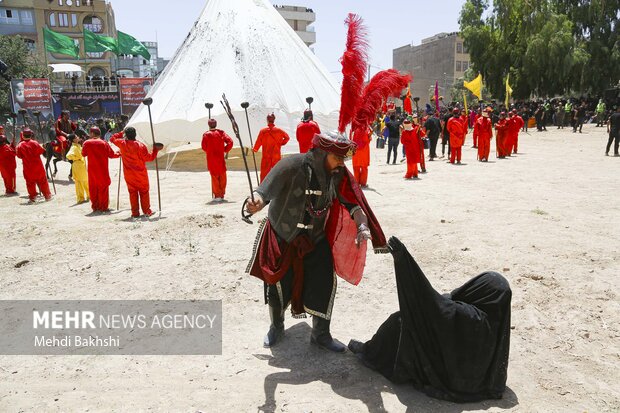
[112,0,465,77]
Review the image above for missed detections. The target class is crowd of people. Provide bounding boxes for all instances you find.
[1,96,619,216]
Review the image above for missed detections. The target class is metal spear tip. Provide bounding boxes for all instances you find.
[306,97,314,104]
[413,97,421,102]
[240,102,250,109]
[32,111,41,117]
[18,108,27,115]
[142,97,153,106]
[205,103,214,109]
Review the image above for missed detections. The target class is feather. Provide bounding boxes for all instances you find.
[338,13,369,134]
[352,69,412,149]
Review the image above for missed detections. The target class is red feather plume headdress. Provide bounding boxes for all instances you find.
[338,14,412,149]
[338,14,368,134]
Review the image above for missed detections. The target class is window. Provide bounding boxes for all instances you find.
[1,8,20,24]
[457,42,463,53]
[456,61,462,72]
[58,12,69,27]
[49,12,56,26]
[87,52,104,58]
[463,44,468,53]
[71,13,77,26]
[58,0,63,5]
[83,15,103,32]
[462,61,469,71]
[20,10,33,25]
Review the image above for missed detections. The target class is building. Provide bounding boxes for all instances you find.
[0,0,117,88]
[273,4,316,48]
[114,41,169,79]
[393,32,471,104]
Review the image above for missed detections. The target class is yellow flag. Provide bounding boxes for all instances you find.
[505,74,513,108]
[463,73,483,100]
[463,92,468,116]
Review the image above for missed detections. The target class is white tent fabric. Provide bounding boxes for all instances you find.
[128,0,341,154]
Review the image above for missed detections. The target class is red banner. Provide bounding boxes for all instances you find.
[119,77,153,117]
[10,78,54,122]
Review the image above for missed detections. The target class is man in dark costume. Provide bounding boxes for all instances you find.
[245,13,410,355]
[348,237,512,403]
[246,132,387,352]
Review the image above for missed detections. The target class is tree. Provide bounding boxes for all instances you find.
[459,0,618,98]
[0,35,50,119]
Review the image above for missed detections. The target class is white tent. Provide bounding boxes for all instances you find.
[128,0,341,154]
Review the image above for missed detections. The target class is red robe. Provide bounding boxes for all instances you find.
[55,118,76,154]
[475,117,493,160]
[447,117,465,148]
[16,139,46,182]
[16,139,51,199]
[401,128,424,163]
[253,124,290,182]
[495,119,510,157]
[82,137,120,211]
[296,121,321,153]
[201,129,234,175]
[0,143,17,193]
[508,115,524,153]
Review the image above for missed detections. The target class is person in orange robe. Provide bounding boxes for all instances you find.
[253,113,290,182]
[447,108,465,164]
[110,127,162,217]
[201,119,233,202]
[296,110,321,153]
[508,109,524,154]
[82,127,120,213]
[54,110,76,158]
[15,128,51,202]
[495,112,510,159]
[472,108,482,148]
[475,108,493,162]
[352,126,371,187]
[401,119,425,179]
[0,134,17,195]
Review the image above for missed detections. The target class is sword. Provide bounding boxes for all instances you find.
[220,94,255,224]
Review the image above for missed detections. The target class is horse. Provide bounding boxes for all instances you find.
[44,129,73,181]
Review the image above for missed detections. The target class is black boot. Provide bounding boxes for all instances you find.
[347,339,365,354]
[263,303,284,348]
[310,316,346,353]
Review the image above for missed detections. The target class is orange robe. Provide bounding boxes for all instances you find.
[110,133,159,216]
[352,130,371,186]
[253,124,289,182]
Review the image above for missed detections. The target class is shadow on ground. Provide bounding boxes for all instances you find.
[255,323,519,413]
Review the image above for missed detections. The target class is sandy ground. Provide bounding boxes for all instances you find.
[0,124,618,412]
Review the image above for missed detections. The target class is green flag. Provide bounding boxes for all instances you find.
[43,27,79,58]
[117,31,151,60]
[84,28,118,54]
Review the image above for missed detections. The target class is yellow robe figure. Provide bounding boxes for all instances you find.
[66,143,90,202]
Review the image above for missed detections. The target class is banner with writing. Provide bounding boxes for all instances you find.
[119,77,153,117]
